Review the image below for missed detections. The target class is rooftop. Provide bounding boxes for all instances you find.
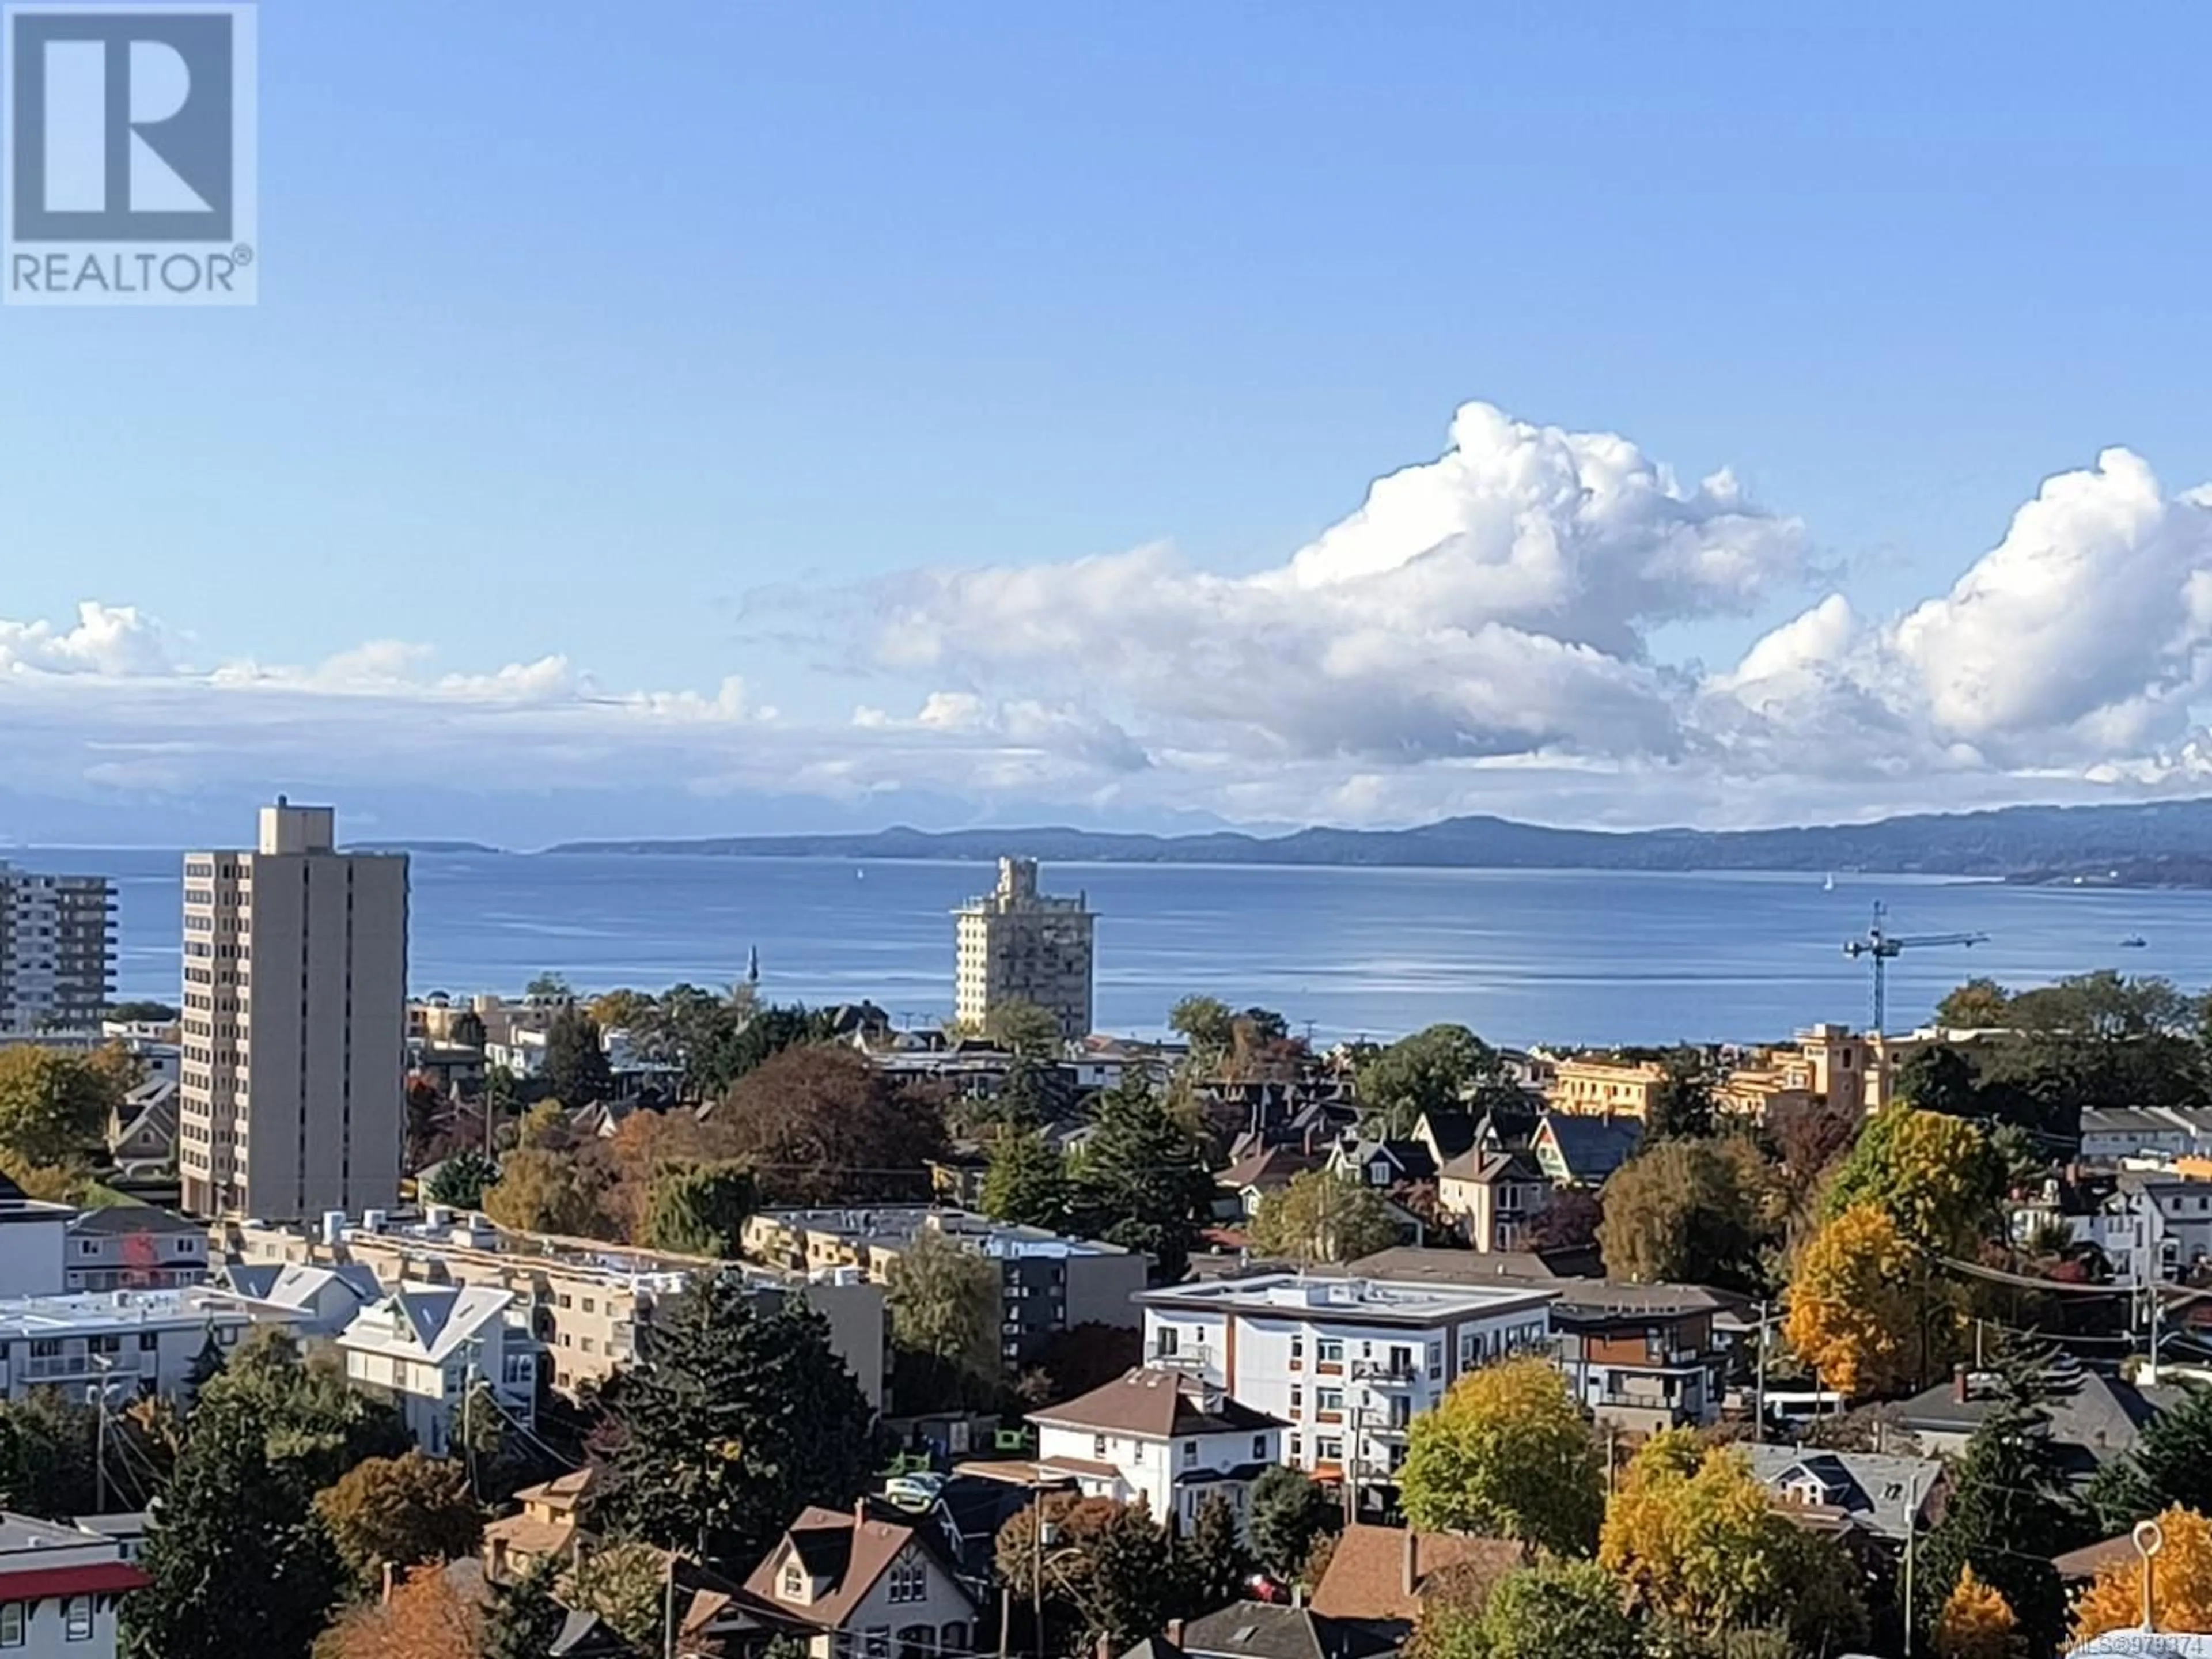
[756,1206,1130,1260]
[1137,1273,1556,1325]
[0,1285,296,1336]
[1031,1366,1285,1440]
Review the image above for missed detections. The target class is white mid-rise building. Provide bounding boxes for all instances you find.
[0,1286,304,1402]
[1134,1274,1556,1483]
[179,801,410,1221]
[0,1512,148,1657]
[0,868,115,1035]
[952,858,1095,1043]
[336,1282,536,1456]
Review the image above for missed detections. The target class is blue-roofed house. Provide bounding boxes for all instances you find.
[1531,1112,1642,1188]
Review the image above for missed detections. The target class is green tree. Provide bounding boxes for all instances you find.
[424,1149,498,1210]
[1597,1137,1773,1292]
[126,1335,407,1659]
[1824,1104,2003,1254]
[1176,1492,1252,1615]
[981,1130,1071,1229]
[311,1450,483,1593]
[1248,1169,1400,1264]
[1936,979,2014,1030]
[984,998,1066,1059]
[1895,1047,1984,1119]
[1642,1050,1717,1143]
[1409,1558,1637,1659]
[560,1540,671,1650]
[638,1160,755,1256]
[0,1390,97,1518]
[524,973,573,1001]
[542,1009,615,1107]
[1913,1383,2080,1657]
[2089,1379,2212,1531]
[886,1227,1001,1410]
[1401,1356,1602,1556]
[1359,1025,1498,1137]
[480,1147,600,1236]
[1248,1466,1336,1584]
[600,1273,880,1570]
[1169,996,1237,1066]
[1070,1068,1213,1280]
[482,1556,566,1659]
[998,1497,1182,1650]
[0,1047,119,1166]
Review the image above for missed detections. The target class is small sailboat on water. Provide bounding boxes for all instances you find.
[1822,872,1836,892]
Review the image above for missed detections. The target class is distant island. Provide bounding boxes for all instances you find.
[544,797,2212,882]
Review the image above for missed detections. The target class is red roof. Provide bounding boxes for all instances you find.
[0,1561,150,1600]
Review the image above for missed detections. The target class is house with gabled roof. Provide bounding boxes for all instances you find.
[483,1469,596,1585]
[741,1502,981,1659]
[1529,1112,1641,1188]
[335,1281,537,1455]
[1029,1366,1286,1533]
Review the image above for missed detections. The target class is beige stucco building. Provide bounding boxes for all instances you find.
[179,802,408,1220]
[953,857,1094,1041]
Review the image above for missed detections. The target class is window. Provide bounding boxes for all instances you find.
[1317,1339,1344,1366]
[889,1556,929,1603]
[1316,1437,1342,1461]
[866,1628,892,1659]
[1156,1326,1179,1356]
[0,1603,20,1647]
[1093,1434,1108,1459]
[1289,1335,1304,1364]
[1317,1388,1343,1418]
[1183,1440,1198,1465]
[1252,1434,1268,1459]
[1290,1385,1302,1411]
[65,1594,93,1640]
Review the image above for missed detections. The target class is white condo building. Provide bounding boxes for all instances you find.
[0,868,114,1035]
[1134,1275,1556,1483]
[952,858,1096,1043]
[179,802,410,1221]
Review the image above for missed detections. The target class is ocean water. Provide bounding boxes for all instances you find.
[35,847,2212,1047]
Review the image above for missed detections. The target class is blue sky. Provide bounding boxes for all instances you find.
[9,3,2212,844]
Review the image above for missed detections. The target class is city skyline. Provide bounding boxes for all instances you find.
[9,5,2212,842]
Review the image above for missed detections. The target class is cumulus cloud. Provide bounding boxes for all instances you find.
[14,400,2212,833]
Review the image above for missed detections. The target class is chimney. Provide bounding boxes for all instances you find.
[1166,1620,1185,1647]
[1952,1362,1969,1404]
[1402,1527,1419,1598]
[855,1497,870,1528]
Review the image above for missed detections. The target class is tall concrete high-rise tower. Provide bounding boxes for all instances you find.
[0,866,114,1032]
[953,857,1095,1043]
[178,802,408,1219]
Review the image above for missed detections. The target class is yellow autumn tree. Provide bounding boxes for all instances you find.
[1786,1202,1930,1397]
[1399,1355,1603,1556]
[2073,1506,2212,1642]
[1934,1566,2018,1659]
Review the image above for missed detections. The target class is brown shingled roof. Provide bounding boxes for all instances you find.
[1309,1523,1521,1624]
[1031,1368,1285,1439]
[740,1505,978,1631]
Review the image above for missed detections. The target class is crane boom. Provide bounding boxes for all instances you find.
[1842,902,1989,1033]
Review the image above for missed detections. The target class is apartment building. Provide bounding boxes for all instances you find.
[223,1210,888,1406]
[0,867,114,1035]
[0,1513,149,1658]
[179,802,410,1221]
[62,1209,208,1294]
[1547,1058,1668,1119]
[0,1286,302,1402]
[953,858,1095,1043]
[1134,1275,1556,1483]
[740,1206,1146,1365]
[1550,1285,1732,1434]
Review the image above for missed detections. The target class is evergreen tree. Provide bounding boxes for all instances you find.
[425,1148,500,1210]
[2088,1381,2212,1531]
[1913,1386,2084,1657]
[1248,1467,1336,1584]
[980,1128,1071,1229]
[1071,1069,1212,1279]
[1643,1050,1717,1142]
[483,1556,567,1659]
[1177,1493,1252,1615]
[600,1272,881,1570]
[543,1009,616,1107]
[0,1391,97,1518]
[639,1160,755,1257]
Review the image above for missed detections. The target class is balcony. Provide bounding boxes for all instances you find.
[1349,1361,1421,1388]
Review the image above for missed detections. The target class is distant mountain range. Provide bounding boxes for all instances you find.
[543,798,2212,880]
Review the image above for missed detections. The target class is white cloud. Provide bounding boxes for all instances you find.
[14,402,2212,834]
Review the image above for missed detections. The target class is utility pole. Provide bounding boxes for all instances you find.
[92,1357,109,1514]
[1752,1300,1769,1444]
[1902,1465,1931,1659]
[1032,1484,1047,1659]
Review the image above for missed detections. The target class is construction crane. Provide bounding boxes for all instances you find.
[1842,901,1988,1033]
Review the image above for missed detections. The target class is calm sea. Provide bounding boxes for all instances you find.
[27,849,2212,1047]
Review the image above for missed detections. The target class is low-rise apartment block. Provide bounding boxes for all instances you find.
[224,1209,888,1406]
[0,1512,148,1658]
[1551,1284,1732,1434]
[1134,1275,1555,1484]
[0,1286,303,1402]
[740,1206,1146,1366]
[1547,1058,1667,1119]
[63,1209,208,1294]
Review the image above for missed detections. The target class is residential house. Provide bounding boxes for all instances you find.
[1742,1445,1945,1554]
[1029,1366,1285,1531]
[482,1469,594,1585]
[1176,1601,1396,1659]
[1308,1522,1521,1641]
[1529,1113,1641,1188]
[218,1261,383,1336]
[0,1286,301,1402]
[335,1283,536,1456]
[105,1081,177,1178]
[2077,1173,2212,1283]
[2077,1107,2212,1165]
[63,1209,207,1294]
[1136,1275,1555,1484]
[1218,1145,1327,1223]
[1895,1366,2180,1480]
[1324,1138,1436,1192]
[1434,1149,1550,1253]
[0,1513,148,1658]
[741,1503,982,1659]
[1550,1283,1737,1434]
